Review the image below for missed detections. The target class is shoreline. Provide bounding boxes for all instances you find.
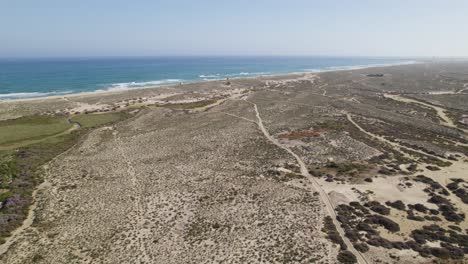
[0,61,419,103]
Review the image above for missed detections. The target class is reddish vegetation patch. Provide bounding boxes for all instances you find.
[278,129,328,140]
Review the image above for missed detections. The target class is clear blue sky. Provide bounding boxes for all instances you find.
[1,0,467,57]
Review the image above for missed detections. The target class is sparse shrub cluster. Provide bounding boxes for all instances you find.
[410,225,467,259]
[334,200,466,260]
[364,201,391,215]
[409,203,429,213]
[427,194,465,223]
[322,216,347,250]
[353,242,369,253]
[385,200,406,210]
[447,178,468,204]
[365,214,400,232]
[414,175,449,196]
[337,250,357,263]
[326,161,367,175]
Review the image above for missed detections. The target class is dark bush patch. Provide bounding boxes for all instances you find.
[322,216,347,250]
[414,175,449,196]
[429,247,450,259]
[453,188,468,203]
[385,200,406,210]
[424,215,441,221]
[356,222,377,236]
[369,204,390,215]
[412,203,429,213]
[429,209,439,215]
[428,194,450,205]
[448,225,462,232]
[337,250,357,263]
[367,236,394,249]
[449,181,468,204]
[378,167,394,175]
[426,165,441,171]
[365,215,400,232]
[353,242,369,253]
[407,210,425,222]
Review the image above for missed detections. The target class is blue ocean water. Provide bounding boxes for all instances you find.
[0,56,414,100]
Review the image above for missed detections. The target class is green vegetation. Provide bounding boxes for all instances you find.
[70,112,128,128]
[326,162,368,175]
[0,109,135,244]
[0,130,83,243]
[316,120,345,131]
[0,115,72,145]
[162,99,217,109]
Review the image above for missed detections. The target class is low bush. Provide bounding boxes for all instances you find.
[337,250,357,263]
[385,200,406,210]
[353,242,369,253]
[365,215,400,232]
[322,216,347,250]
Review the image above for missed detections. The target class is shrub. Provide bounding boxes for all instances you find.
[429,247,450,259]
[356,222,377,235]
[337,250,357,263]
[453,188,468,204]
[414,175,449,196]
[367,237,394,249]
[428,195,450,205]
[369,204,390,215]
[448,225,462,232]
[353,242,369,253]
[426,165,441,171]
[407,210,425,222]
[412,203,429,213]
[365,215,400,232]
[429,209,439,215]
[322,216,347,250]
[385,200,406,210]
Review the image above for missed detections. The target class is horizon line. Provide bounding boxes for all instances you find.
[1,54,467,60]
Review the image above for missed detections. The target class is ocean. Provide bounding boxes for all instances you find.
[0,56,415,100]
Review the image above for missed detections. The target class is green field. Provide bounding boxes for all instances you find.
[0,115,72,145]
[0,110,132,244]
[70,112,128,128]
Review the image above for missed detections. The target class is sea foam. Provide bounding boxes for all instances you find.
[106,79,183,91]
[0,91,73,100]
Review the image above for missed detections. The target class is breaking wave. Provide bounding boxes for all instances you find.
[199,72,271,79]
[105,79,183,91]
[304,61,417,73]
[0,91,73,100]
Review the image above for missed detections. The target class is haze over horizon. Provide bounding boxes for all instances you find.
[1,0,468,58]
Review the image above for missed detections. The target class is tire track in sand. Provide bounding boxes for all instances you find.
[244,99,369,264]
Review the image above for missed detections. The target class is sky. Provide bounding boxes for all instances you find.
[1,0,467,58]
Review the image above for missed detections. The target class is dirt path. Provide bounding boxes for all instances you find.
[0,129,85,257]
[346,114,453,163]
[0,181,50,256]
[320,83,329,96]
[116,136,151,263]
[246,99,369,264]
[384,94,468,134]
[347,114,468,229]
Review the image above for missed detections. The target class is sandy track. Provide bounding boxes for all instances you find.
[247,99,369,264]
[384,93,468,134]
